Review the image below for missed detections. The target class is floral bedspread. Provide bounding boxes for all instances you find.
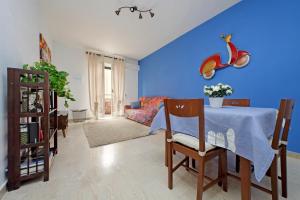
[125,96,167,126]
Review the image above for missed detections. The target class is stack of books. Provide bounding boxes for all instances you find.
[19,122,44,144]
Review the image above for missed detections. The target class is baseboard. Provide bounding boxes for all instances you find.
[0,181,7,200]
[288,151,300,159]
[69,117,93,123]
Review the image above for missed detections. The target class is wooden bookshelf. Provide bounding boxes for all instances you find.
[7,68,58,191]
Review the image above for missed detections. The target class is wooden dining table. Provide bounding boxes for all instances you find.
[150,105,278,200]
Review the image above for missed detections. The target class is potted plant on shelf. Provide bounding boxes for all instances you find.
[204,83,233,108]
[22,61,75,108]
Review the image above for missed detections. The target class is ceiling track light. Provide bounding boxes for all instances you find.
[150,11,154,18]
[114,6,154,19]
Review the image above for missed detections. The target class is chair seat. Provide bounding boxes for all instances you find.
[173,133,216,152]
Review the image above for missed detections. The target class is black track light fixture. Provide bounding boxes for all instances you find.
[114,6,154,19]
[130,6,137,12]
[150,11,154,18]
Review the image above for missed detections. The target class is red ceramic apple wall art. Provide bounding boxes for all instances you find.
[199,34,250,79]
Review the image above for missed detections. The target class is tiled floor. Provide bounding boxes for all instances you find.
[3,122,300,200]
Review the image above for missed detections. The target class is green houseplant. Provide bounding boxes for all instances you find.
[23,61,75,107]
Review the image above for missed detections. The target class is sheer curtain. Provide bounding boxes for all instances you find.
[111,58,125,116]
[87,53,105,119]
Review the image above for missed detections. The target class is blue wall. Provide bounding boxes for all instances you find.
[139,0,300,152]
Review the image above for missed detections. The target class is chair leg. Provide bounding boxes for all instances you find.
[185,156,190,170]
[192,159,196,168]
[270,156,279,200]
[165,134,168,167]
[62,129,66,137]
[221,151,228,192]
[196,157,205,200]
[281,146,287,198]
[235,155,240,173]
[167,141,173,189]
[218,153,222,187]
[266,168,271,177]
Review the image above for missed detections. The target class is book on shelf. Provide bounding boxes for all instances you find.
[20,157,44,176]
[28,122,39,143]
[20,89,44,113]
[20,157,44,169]
[20,124,28,145]
[39,129,44,141]
[19,150,54,176]
[19,122,44,144]
[6,154,46,176]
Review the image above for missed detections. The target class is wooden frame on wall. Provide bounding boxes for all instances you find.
[39,33,52,63]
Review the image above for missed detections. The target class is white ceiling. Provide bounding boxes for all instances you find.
[40,0,240,60]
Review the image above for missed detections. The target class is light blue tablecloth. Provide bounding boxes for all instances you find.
[150,106,277,182]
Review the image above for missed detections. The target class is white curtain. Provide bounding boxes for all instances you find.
[87,53,105,119]
[111,59,125,116]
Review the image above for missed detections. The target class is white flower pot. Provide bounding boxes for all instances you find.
[209,97,224,108]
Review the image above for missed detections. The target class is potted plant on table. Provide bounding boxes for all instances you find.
[23,61,75,107]
[204,83,233,108]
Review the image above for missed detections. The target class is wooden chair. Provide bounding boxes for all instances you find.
[268,99,294,199]
[228,99,295,200]
[223,99,250,173]
[164,99,228,200]
[223,99,250,107]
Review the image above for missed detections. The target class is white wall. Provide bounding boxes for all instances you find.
[0,0,52,190]
[125,63,139,105]
[52,42,91,118]
[52,42,139,119]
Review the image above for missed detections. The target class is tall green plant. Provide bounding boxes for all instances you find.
[23,61,75,107]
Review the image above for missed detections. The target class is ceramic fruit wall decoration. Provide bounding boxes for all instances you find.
[199,34,250,79]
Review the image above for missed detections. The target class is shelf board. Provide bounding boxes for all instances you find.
[21,142,45,149]
[20,171,44,181]
[20,112,45,117]
[12,68,47,75]
[19,82,45,88]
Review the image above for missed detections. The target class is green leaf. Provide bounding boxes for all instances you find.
[21,61,76,108]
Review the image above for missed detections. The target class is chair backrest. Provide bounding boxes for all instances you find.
[271,99,295,150]
[164,99,205,153]
[223,99,250,107]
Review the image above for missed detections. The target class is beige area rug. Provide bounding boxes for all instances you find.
[83,118,150,148]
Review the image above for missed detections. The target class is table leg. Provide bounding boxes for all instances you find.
[240,157,251,200]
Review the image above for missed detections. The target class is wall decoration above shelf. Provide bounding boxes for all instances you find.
[199,34,250,79]
[39,33,52,63]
